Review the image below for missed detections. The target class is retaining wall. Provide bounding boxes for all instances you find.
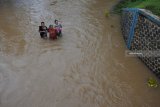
[121,8,160,78]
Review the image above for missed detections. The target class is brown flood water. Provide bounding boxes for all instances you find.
[0,0,160,107]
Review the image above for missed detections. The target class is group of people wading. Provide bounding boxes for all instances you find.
[39,20,62,40]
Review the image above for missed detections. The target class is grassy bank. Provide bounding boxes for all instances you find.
[114,0,160,16]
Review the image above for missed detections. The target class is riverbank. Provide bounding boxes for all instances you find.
[113,0,160,16]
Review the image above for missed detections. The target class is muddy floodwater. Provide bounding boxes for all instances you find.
[0,0,160,107]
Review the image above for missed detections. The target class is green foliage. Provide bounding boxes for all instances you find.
[147,77,158,88]
[145,5,160,16]
[113,0,160,16]
[113,0,129,14]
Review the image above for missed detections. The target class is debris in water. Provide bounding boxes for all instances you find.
[147,77,158,88]
[111,25,114,28]
[105,9,110,17]
[50,1,57,5]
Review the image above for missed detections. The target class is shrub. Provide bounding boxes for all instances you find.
[145,5,160,16]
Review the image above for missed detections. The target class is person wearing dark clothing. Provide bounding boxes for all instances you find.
[39,22,48,38]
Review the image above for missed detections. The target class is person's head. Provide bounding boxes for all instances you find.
[41,22,45,26]
[55,19,58,25]
[49,25,53,28]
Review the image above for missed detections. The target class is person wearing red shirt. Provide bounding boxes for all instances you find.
[48,25,57,40]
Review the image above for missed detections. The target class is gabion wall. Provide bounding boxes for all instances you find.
[121,10,134,43]
[122,8,160,78]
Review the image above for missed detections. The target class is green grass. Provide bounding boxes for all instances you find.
[114,0,160,16]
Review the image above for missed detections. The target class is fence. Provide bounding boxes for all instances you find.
[121,8,160,78]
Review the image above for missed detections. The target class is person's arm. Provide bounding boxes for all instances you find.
[59,24,62,28]
[39,26,41,32]
[45,27,48,32]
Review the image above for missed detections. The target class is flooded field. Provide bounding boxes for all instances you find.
[0,0,160,107]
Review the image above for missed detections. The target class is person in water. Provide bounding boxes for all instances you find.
[48,25,57,40]
[39,22,48,38]
[54,19,62,37]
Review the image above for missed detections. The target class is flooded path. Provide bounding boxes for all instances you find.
[0,0,160,107]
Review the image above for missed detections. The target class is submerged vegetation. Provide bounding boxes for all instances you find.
[105,9,110,17]
[114,0,160,16]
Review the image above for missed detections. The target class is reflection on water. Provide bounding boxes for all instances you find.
[0,0,160,107]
